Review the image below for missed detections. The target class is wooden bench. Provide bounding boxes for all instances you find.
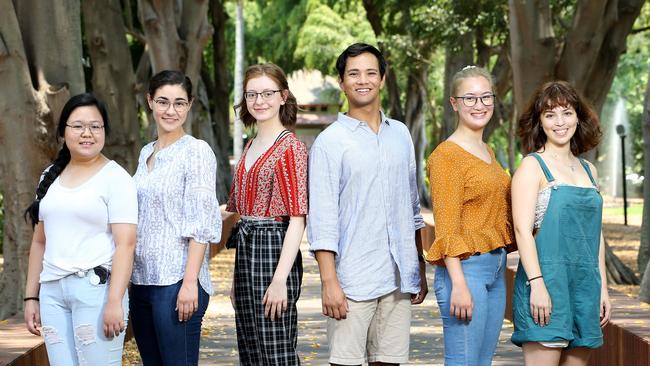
[0,207,238,366]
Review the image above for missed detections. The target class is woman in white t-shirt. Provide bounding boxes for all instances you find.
[23,93,138,366]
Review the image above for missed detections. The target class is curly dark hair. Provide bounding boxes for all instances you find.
[517,81,602,155]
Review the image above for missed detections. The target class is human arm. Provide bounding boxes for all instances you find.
[511,156,552,326]
[24,223,45,336]
[177,240,207,321]
[178,140,221,321]
[427,149,472,319]
[411,229,428,304]
[103,223,136,337]
[264,216,305,320]
[314,250,348,320]
[407,134,428,304]
[307,143,347,319]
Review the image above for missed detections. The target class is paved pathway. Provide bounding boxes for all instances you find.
[198,239,524,365]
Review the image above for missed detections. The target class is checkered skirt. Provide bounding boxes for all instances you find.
[232,217,303,365]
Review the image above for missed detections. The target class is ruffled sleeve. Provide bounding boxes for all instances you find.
[425,147,473,265]
[270,138,308,217]
[180,139,222,244]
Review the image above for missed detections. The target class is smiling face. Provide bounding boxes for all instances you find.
[339,52,385,108]
[244,75,286,124]
[64,105,105,160]
[540,104,579,148]
[451,76,494,131]
[147,84,191,134]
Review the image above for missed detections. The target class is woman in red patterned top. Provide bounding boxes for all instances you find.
[227,63,308,366]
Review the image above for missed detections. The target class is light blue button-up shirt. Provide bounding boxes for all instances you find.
[308,112,425,301]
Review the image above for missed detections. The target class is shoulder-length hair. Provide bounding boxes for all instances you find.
[234,63,298,129]
[517,81,602,155]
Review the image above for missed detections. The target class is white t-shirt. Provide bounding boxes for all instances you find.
[38,160,138,282]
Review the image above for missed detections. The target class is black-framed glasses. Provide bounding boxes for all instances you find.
[244,90,281,101]
[65,123,105,134]
[153,99,190,113]
[454,94,496,107]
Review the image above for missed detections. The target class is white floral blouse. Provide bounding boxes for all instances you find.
[132,135,221,294]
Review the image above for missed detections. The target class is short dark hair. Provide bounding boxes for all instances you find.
[517,81,602,155]
[335,43,386,80]
[148,70,193,102]
[24,93,110,227]
[234,63,298,128]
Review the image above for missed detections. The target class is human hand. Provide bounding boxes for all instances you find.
[176,280,199,322]
[450,282,473,321]
[263,279,288,321]
[321,279,348,320]
[24,300,41,336]
[600,286,611,327]
[102,300,125,338]
[529,280,552,326]
[411,262,428,304]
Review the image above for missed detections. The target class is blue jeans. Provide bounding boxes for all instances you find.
[129,280,210,366]
[434,248,507,366]
[40,271,128,366]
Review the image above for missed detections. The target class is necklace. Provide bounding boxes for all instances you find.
[551,153,576,172]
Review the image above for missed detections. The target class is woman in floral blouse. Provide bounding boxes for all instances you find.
[227,63,308,366]
[130,70,221,366]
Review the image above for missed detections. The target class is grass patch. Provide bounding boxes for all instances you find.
[603,204,643,217]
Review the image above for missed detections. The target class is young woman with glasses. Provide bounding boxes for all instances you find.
[426,66,516,365]
[227,63,307,365]
[130,70,222,365]
[511,81,610,365]
[23,93,137,365]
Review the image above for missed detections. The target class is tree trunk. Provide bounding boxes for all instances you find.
[441,37,474,142]
[509,0,646,281]
[209,0,233,203]
[83,0,141,173]
[233,0,245,160]
[403,68,430,207]
[0,0,76,318]
[640,65,650,274]
[605,239,639,285]
[14,0,85,95]
[640,258,650,303]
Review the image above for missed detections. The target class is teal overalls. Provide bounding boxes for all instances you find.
[512,153,604,348]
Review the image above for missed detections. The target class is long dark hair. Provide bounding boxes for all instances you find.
[24,93,110,227]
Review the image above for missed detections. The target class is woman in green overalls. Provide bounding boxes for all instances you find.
[511,81,611,365]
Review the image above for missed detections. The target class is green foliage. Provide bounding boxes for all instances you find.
[607,2,650,175]
[294,1,376,75]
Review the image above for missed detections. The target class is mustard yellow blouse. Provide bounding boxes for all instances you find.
[425,141,515,265]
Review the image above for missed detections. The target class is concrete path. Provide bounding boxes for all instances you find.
[198,239,524,365]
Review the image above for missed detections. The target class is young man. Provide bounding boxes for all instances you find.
[308,43,428,366]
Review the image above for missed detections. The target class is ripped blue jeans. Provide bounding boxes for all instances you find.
[39,270,128,366]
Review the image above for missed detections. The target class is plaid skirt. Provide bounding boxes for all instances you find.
[232,217,303,366]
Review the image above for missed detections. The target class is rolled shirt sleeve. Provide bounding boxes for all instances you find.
[180,140,222,244]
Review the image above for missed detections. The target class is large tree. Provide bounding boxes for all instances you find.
[509,0,646,285]
[0,0,83,318]
[640,63,650,303]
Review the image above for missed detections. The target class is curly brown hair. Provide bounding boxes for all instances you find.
[517,81,602,155]
[234,63,298,129]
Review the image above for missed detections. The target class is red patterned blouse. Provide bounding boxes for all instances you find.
[226,132,308,218]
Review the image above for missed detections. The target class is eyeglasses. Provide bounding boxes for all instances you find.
[244,90,281,101]
[454,94,496,107]
[66,123,105,134]
[152,99,190,113]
